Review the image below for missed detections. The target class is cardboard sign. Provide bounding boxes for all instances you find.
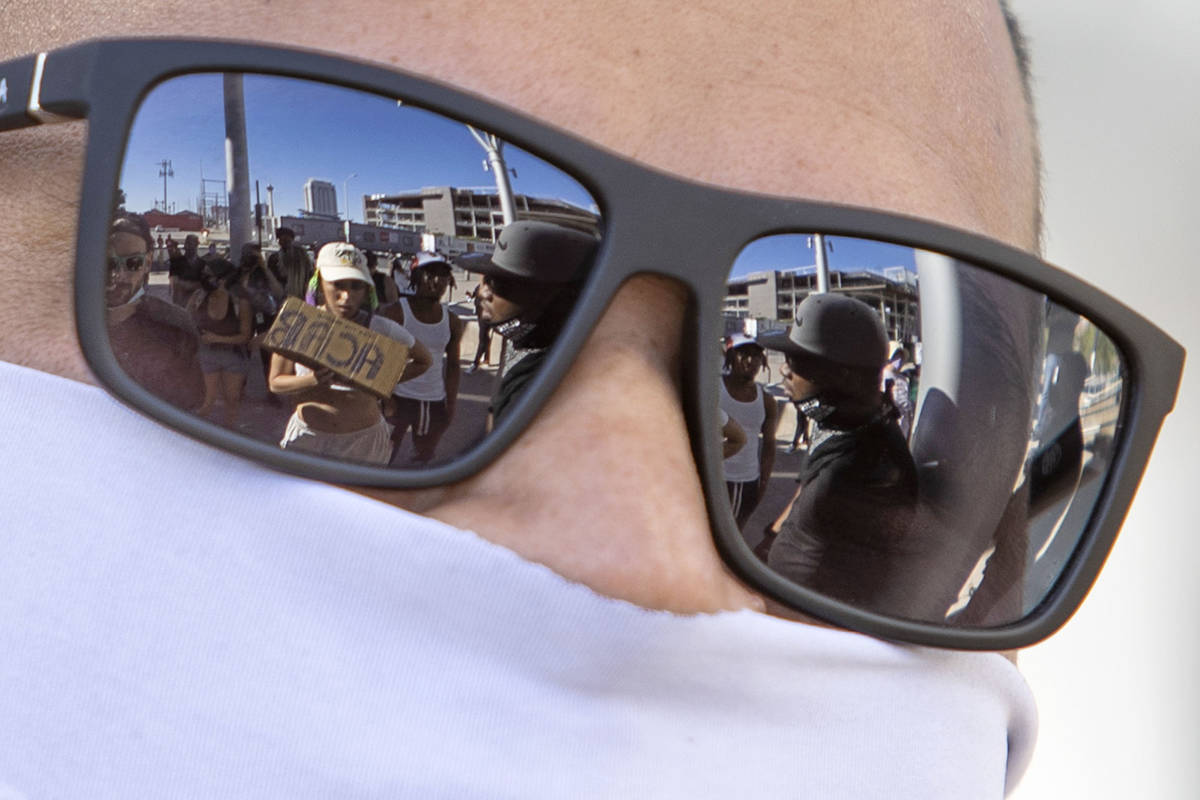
[264,297,410,398]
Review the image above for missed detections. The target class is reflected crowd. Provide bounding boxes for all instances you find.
[718,269,1121,626]
[106,212,598,468]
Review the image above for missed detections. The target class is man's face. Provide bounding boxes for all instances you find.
[413,266,451,301]
[184,236,198,257]
[780,357,818,403]
[727,346,764,381]
[277,233,293,250]
[0,0,1037,618]
[105,232,150,309]
[476,275,546,325]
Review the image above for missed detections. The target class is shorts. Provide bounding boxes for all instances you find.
[387,396,450,441]
[280,412,393,465]
[198,344,250,375]
[726,478,761,527]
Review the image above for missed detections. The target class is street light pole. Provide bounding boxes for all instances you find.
[343,172,358,223]
[813,233,831,293]
[467,126,516,226]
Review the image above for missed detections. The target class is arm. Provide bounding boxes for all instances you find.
[759,392,779,493]
[200,297,254,346]
[383,274,400,304]
[722,415,747,459]
[769,483,804,534]
[399,340,433,384]
[443,312,464,419]
[257,262,285,301]
[268,352,333,395]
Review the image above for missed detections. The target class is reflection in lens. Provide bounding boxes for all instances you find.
[725,235,1125,628]
[114,72,600,467]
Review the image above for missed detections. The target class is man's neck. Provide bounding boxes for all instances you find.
[724,373,757,396]
[408,294,442,319]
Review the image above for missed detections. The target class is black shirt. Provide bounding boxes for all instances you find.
[768,409,919,612]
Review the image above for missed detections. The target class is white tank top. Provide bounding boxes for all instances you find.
[720,380,765,482]
[393,297,451,401]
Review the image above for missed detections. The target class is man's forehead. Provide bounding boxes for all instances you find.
[3,0,1035,249]
[110,231,146,252]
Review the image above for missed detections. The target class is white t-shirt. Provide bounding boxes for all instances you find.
[0,360,1036,799]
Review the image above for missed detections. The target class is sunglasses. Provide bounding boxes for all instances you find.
[0,39,1184,650]
[107,252,149,273]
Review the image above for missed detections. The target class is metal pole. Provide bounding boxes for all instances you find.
[223,74,252,258]
[467,126,517,225]
[255,180,263,246]
[813,233,830,293]
[343,172,358,222]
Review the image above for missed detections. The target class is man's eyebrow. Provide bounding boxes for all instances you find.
[999,0,1046,251]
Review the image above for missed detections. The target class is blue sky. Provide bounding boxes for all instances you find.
[121,72,596,220]
[730,233,917,280]
[122,72,918,280]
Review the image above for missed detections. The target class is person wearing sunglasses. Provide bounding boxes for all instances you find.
[106,213,205,413]
[0,2,1187,797]
[458,220,598,424]
[756,293,919,611]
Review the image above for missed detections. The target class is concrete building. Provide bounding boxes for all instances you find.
[724,265,919,344]
[363,186,599,241]
[303,179,339,219]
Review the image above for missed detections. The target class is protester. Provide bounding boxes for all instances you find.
[105,213,205,412]
[167,232,205,305]
[787,399,809,453]
[882,345,915,440]
[236,242,285,400]
[466,283,494,372]
[268,242,432,464]
[267,226,314,299]
[379,252,464,464]
[719,334,778,528]
[366,250,400,305]
[757,293,919,610]
[458,221,598,424]
[184,257,254,427]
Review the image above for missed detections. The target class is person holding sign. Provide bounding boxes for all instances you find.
[268,242,431,464]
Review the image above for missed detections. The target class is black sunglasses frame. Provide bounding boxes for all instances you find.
[0,38,1184,650]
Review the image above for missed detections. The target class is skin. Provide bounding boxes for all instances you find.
[381,264,464,421]
[105,231,150,315]
[168,234,202,305]
[723,346,779,498]
[268,276,434,432]
[188,272,253,426]
[0,0,1037,620]
[474,274,553,327]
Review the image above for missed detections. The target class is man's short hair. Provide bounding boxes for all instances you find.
[275,227,295,239]
[110,213,153,252]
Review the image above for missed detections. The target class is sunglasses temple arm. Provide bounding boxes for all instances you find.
[0,49,89,132]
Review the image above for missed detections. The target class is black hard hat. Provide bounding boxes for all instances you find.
[456,220,597,285]
[758,292,888,371]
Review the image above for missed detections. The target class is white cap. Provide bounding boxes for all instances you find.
[315,242,372,285]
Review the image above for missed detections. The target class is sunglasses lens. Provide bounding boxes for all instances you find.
[723,234,1125,629]
[110,72,600,468]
